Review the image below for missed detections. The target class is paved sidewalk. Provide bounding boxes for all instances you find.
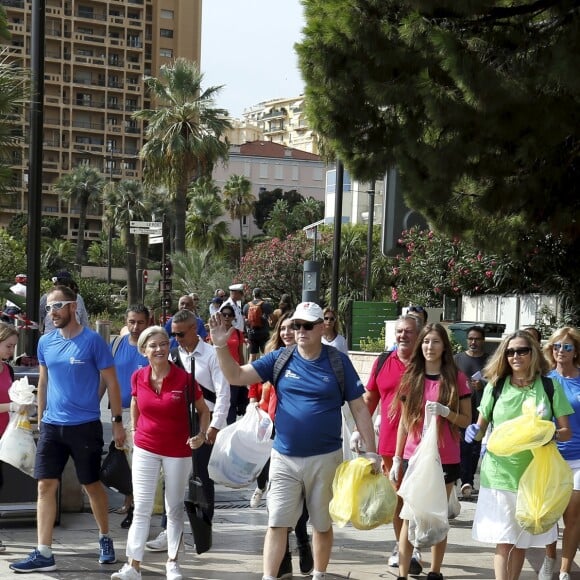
[0,487,577,579]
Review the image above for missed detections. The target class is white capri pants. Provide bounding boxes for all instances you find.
[126,445,192,562]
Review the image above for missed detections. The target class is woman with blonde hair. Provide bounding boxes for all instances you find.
[467,330,573,580]
[390,323,471,580]
[538,327,580,580]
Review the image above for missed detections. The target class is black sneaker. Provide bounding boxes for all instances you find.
[426,572,443,580]
[298,540,313,575]
[277,548,293,579]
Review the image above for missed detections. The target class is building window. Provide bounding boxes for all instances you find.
[275,164,283,180]
[259,163,268,179]
[243,162,251,177]
[160,48,173,58]
[160,28,174,38]
[160,9,174,19]
[312,167,323,181]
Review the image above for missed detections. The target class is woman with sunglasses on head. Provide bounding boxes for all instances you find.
[218,304,247,425]
[538,328,580,580]
[321,307,348,355]
[390,323,471,580]
[467,330,573,580]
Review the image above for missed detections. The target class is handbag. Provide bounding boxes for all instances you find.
[183,361,212,555]
[100,440,132,496]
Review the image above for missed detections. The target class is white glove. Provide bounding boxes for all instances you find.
[363,451,382,474]
[373,414,381,436]
[426,401,450,418]
[389,456,402,484]
[9,402,24,413]
[349,431,366,453]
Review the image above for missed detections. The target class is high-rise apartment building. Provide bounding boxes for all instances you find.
[241,95,319,154]
[0,0,201,242]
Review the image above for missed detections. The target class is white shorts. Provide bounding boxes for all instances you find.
[267,448,342,531]
[472,487,557,548]
[566,458,580,490]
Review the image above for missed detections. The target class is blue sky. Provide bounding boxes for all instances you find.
[201,0,306,118]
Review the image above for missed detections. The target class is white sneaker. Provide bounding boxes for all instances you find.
[538,556,555,580]
[166,560,183,580]
[461,483,473,498]
[312,573,326,580]
[559,573,570,580]
[145,530,168,552]
[111,563,142,580]
[250,488,264,508]
[387,544,399,567]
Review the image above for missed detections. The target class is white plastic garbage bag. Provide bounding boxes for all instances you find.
[208,406,273,488]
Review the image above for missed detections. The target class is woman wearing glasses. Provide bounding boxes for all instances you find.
[321,307,348,355]
[467,331,573,580]
[218,304,246,425]
[111,326,210,580]
[538,328,580,580]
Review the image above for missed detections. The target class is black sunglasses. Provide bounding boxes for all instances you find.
[291,321,320,331]
[170,331,188,338]
[505,347,532,357]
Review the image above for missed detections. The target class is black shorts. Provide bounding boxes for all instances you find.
[248,329,269,354]
[35,420,104,485]
[402,460,460,485]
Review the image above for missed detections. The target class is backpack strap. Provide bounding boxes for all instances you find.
[540,376,555,417]
[271,344,345,402]
[110,335,124,358]
[373,350,393,381]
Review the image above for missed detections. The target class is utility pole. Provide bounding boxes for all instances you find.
[364,186,375,301]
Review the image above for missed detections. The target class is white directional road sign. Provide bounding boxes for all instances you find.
[130,221,162,228]
[130,227,162,235]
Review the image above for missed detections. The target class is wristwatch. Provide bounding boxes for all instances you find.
[111,415,123,423]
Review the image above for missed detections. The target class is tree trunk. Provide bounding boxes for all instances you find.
[76,199,88,269]
[174,178,188,253]
[238,214,244,263]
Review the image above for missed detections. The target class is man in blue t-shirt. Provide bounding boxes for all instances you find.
[210,302,378,580]
[164,294,207,346]
[10,286,125,574]
[99,304,149,527]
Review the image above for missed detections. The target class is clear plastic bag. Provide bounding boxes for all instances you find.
[399,413,449,548]
[0,411,36,477]
[329,456,396,530]
[516,442,573,534]
[448,486,461,520]
[208,405,273,488]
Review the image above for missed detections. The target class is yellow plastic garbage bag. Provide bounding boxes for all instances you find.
[329,457,396,530]
[487,399,555,456]
[516,442,573,535]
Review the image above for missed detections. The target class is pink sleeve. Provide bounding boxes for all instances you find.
[130,368,141,398]
[457,371,471,397]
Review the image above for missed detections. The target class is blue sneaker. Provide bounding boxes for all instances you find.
[98,536,116,564]
[9,549,57,573]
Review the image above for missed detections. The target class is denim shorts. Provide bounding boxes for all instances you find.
[35,420,104,485]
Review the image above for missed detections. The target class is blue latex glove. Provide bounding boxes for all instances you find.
[465,423,480,443]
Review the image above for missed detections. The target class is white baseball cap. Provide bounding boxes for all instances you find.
[290,302,324,322]
[228,283,244,292]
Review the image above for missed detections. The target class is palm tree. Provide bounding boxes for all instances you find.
[53,166,105,269]
[222,174,254,261]
[186,177,228,253]
[133,58,231,253]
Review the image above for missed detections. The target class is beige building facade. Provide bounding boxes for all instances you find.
[212,140,326,239]
[239,95,319,154]
[0,0,201,241]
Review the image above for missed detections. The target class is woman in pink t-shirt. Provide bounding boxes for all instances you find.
[112,326,210,580]
[390,323,472,580]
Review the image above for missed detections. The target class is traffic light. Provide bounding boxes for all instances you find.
[381,166,429,256]
[160,260,172,277]
[160,259,172,311]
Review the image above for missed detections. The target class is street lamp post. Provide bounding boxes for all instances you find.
[365,187,375,301]
[106,148,114,285]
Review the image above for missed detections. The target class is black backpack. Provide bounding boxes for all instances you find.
[272,344,346,402]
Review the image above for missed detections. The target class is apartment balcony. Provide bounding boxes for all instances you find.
[7,22,24,33]
[74,33,106,44]
[264,124,285,135]
[261,109,286,120]
[3,0,24,9]
[76,10,107,22]
[71,120,106,131]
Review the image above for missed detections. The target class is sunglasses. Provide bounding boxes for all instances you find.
[409,306,425,313]
[45,300,75,313]
[221,312,234,318]
[324,317,336,322]
[553,343,574,352]
[291,321,320,331]
[506,347,532,357]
